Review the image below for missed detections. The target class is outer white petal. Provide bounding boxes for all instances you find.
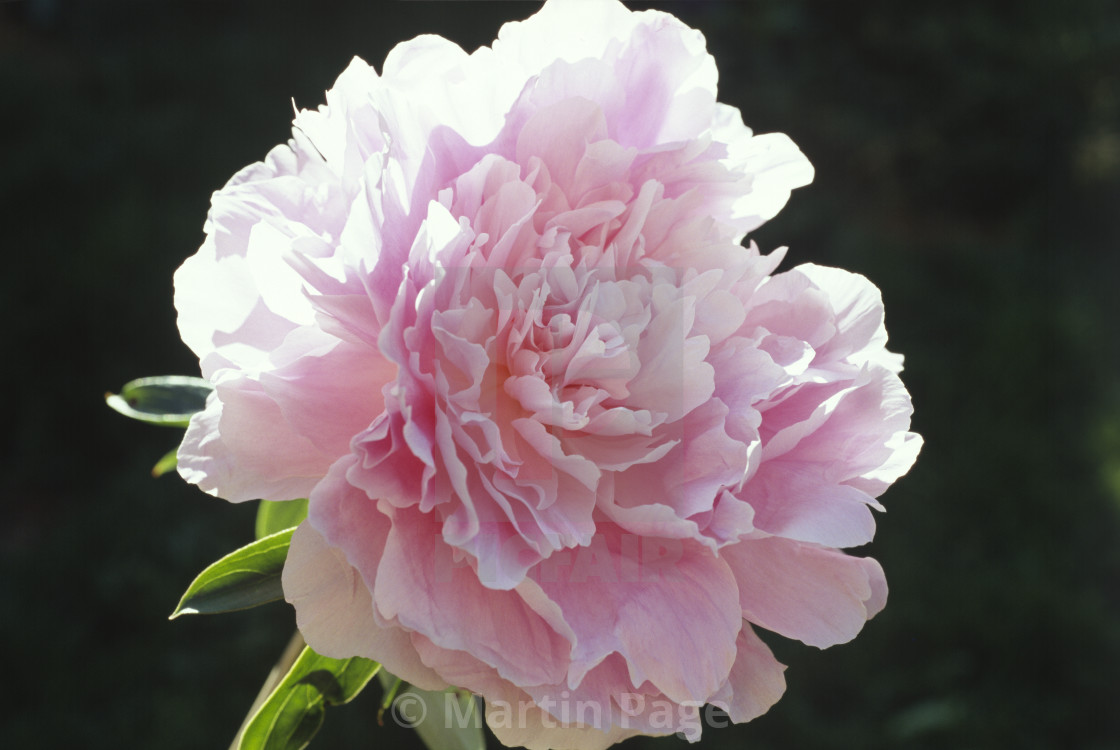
[724,124,815,232]
[493,0,639,73]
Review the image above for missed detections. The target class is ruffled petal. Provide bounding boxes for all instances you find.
[533,524,741,704]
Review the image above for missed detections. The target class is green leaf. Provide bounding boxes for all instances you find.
[151,448,178,478]
[238,646,380,750]
[256,499,309,540]
[170,528,294,618]
[106,375,212,427]
[378,671,486,750]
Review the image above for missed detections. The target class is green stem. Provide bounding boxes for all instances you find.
[228,631,306,750]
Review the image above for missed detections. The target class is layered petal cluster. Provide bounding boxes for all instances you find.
[174,1,921,748]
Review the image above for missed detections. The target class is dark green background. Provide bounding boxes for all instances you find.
[3,1,1119,748]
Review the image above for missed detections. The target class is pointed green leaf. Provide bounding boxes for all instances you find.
[238,646,380,750]
[256,499,309,540]
[378,671,486,750]
[171,528,294,618]
[151,448,178,478]
[106,375,212,427]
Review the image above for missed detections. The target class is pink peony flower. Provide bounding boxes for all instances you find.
[174,0,921,747]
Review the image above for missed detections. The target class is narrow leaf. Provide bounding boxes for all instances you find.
[151,448,178,478]
[378,671,486,750]
[378,676,404,723]
[237,646,380,750]
[106,375,212,427]
[171,528,294,618]
[256,499,309,540]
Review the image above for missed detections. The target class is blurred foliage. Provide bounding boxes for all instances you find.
[2,1,1118,749]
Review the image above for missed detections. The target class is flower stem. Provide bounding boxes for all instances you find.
[228,630,306,750]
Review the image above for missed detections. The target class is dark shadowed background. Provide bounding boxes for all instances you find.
[3,1,1119,748]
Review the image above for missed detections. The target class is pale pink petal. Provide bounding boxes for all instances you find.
[709,624,787,723]
[723,536,888,648]
[177,379,329,502]
[739,461,879,548]
[795,264,889,365]
[534,524,741,704]
[315,489,574,688]
[259,339,395,457]
[772,368,919,490]
[607,400,749,543]
[283,521,447,690]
